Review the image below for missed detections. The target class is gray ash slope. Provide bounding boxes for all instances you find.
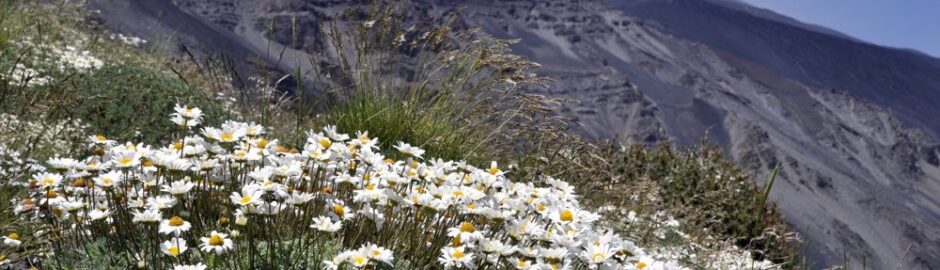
[87,0,940,269]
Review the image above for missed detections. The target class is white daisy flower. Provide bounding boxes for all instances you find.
[147,195,178,210]
[88,134,116,146]
[581,243,614,265]
[161,237,188,257]
[203,125,245,143]
[159,216,192,235]
[161,180,196,196]
[199,231,233,254]
[2,233,21,247]
[172,263,207,270]
[285,191,316,205]
[110,150,142,168]
[173,104,203,119]
[230,191,262,206]
[447,222,485,242]
[311,216,343,232]
[47,157,80,170]
[34,172,63,188]
[394,142,425,159]
[361,243,394,265]
[131,208,162,223]
[87,208,110,221]
[438,246,474,269]
[329,202,355,221]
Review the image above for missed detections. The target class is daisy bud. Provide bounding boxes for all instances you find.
[235,215,248,226]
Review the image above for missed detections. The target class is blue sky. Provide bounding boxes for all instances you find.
[740,0,940,57]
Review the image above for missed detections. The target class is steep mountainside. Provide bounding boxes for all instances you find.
[611,0,940,139]
[86,0,940,269]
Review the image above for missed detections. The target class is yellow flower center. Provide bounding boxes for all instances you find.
[333,205,346,218]
[173,141,183,150]
[517,260,529,268]
[102,178,113,185]
[46,190,58,198]
[365,184,375,190]
[119,157,134,166]
[560,209,574,222]
[208,235,224,246]
[42,177,55,186]
[452,236,463,247]
[257,138,269,148]
[459,222,475,233]
[220,132,235,142]
[167,246,180,256]
[352,255,367,265]
[637,261,648,269]
[488,166,500,175]
[372,249,382,256]
[142,159,153,167]
[451,250,465,259]
[7,233,18,240]
[240,196,253,205]
[96,134,107,141]
[592,252,604,262]
[318,138,331,149]
[453,190,464,198]
[169,216,185,226]
[536,203,546,212]
[467,203,476,209]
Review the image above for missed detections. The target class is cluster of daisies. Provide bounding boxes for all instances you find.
[6,105,685,270]
[5,33,105,88]
[0,113,87,157]
[0,146,44,187]
[597,206,783,270]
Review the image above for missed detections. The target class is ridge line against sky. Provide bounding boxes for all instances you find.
[739,0,940,58]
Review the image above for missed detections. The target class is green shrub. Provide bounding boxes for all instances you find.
[50,62,224,144]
